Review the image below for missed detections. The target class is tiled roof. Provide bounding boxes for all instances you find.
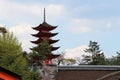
[58,65,120,71]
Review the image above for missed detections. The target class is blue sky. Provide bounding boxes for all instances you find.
[0,0,120,58]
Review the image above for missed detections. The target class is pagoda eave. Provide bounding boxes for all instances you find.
[32,22,57,31]
[31,41,41,44]
[51,47,60,51]
[32,26,57,31]
[32,54,60,60]
[42,21,56,28]
[31,32,58,37]
[49,39,59,44]
[45,54,60,60]
[31,39,59,44]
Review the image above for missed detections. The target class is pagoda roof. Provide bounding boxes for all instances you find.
[31,39,59,44]
[32,54,60,60]
[31,32,58,38]
[32,22,57,31]
[51,46,60,51]
[30,46,60,51]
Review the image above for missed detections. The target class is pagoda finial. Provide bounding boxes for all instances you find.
[44,8,46,22]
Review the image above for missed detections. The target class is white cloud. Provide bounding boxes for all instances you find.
[64,45,88,59]
[0,0,65,21]
[0,24,5,27]
[9,23,36,52]
[9,23,33,35]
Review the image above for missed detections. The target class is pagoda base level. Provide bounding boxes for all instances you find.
[44,54,60,64]
[32,54,60,64]
[45,54,60,60]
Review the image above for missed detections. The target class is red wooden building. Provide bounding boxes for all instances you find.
[0,66,21,80]
[31,8,60,64]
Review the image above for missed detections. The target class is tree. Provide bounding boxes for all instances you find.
[0,27,7,33]
[106,51,120,65]
[115,51,120,65]
[76,57,84,65]
[25,40,52,67]
[0,32,23,68]
[24,40,53,80]
[61,58,76,65]
[0,31,39,80]
[53,52,76,65]
[32,40,52,60]
[83,41,106,65]
[52,52,65,65]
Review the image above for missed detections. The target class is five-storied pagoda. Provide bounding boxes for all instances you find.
[31,8,60,64]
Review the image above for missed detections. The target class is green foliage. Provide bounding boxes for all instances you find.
[0,32,22,55]
[31,40,52,60]
[0,32,40,80]
[53,52,76,65]
[24,70,40,80]
[61,58,76,65]
[115,51,120,65]
[23,40,53,79]
[106,51,120,65]
[0,32,22,67]
[0,27,7,33]
[83,41,106,65]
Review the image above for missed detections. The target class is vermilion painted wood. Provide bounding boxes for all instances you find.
[0,72,18,80]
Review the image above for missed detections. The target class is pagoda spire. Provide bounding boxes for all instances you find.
[44,8,46,22]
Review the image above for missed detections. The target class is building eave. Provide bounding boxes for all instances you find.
[58,65,120,71]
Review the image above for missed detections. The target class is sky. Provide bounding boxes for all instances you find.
[0,0,120,59]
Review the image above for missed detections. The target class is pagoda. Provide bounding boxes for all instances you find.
[31,8,60,64]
